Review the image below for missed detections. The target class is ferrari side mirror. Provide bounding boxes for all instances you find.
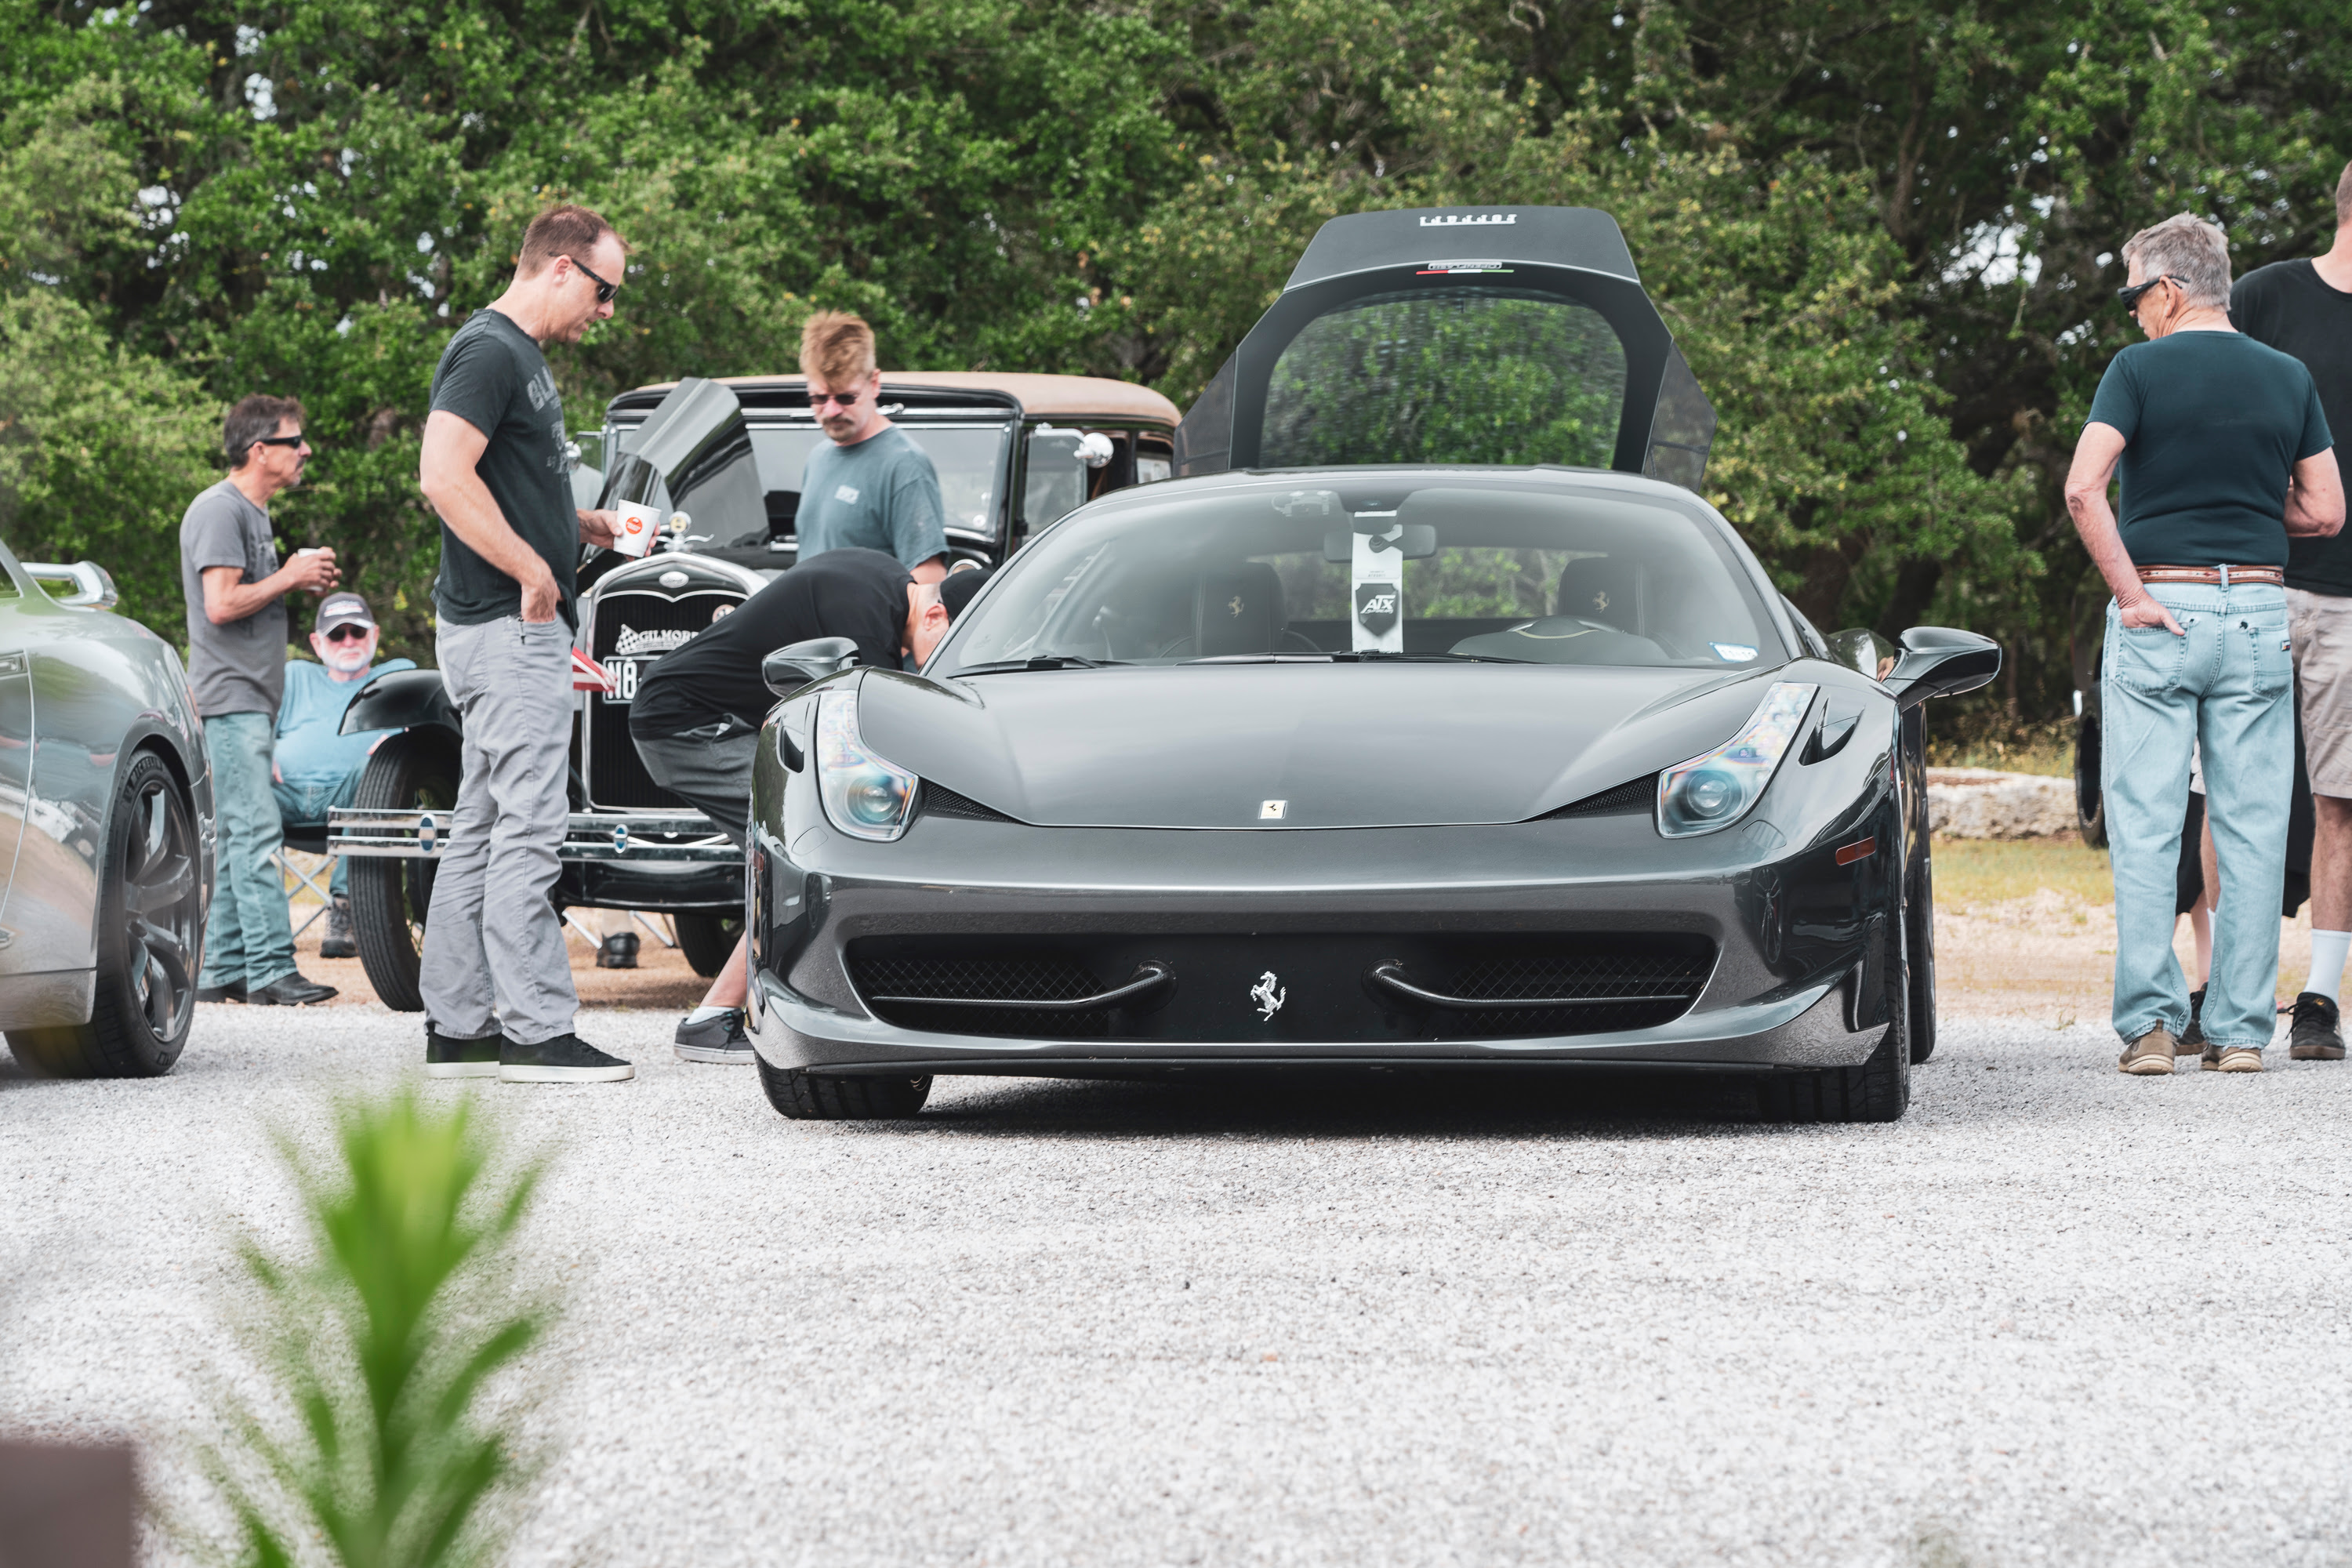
[1824,627,1897,682]
[1885,626,2001,710]
[763,636,859,696]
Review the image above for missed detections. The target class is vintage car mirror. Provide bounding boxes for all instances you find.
[763,637,860,696]
[1322,524,1437,562]
[1885,626,2002,710]
[1825,627,1897,683]
[24,560,120,609]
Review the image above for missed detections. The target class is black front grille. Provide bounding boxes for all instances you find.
[1439,938,1713,1035]
[851,951,1113,1037]
[843,932,1715,1042]
[584,588,744,810]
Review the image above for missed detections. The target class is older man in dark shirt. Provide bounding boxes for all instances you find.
[2067,212,2345,1076]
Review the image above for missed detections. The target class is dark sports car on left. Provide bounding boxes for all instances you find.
[0,551,212,1078]
[739,205,1997,1123]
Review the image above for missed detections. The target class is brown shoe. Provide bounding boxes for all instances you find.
[2201,1045,2263,1073]
[2118,1029,2178,1075]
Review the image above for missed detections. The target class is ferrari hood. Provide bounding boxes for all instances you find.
[853,664,1791,829]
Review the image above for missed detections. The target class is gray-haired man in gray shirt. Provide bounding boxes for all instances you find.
[180,394,341,1007]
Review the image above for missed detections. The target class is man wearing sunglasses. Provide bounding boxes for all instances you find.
[181,394,343,1007]
[415,203,635,1084]
[2066,212,2345,1076]
[272,593,416,960]
[793,311,949,584]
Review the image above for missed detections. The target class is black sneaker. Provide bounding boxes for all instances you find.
[596,932,641,970]
[250,971,339,1006]
[320,895,357,960]
[498,1033,634,1083]
[2182,988,2206,1049]
[424,1026,502,1080]
[2288,992,2346,1061]
[675,1009,753,1064]
[196,980,247,1004]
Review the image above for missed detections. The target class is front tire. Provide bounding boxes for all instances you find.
[757,1055,931,1120]
[7,752,201,1078]
[1757,907,1912,1124]
[675,911,742,978]
[347,731,459,1014]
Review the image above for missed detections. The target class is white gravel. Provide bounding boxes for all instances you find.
[5,1004,2350,1566]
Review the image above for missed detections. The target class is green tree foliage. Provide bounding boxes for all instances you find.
[0,0,2344,708]
[200,1088,548,1568]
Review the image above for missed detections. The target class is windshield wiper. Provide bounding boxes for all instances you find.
[955,655,1127,675]
[1330,651,1534,665]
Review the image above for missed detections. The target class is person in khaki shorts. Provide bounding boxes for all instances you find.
[2235,157,2352,1060]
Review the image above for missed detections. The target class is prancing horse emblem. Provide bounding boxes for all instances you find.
[1229,595,1245,617]
[1592,590,1610,614]
[1250,970,1287,1020]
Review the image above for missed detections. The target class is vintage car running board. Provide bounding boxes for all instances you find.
[328,808,741,863]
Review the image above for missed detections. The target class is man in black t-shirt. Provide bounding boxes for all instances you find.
[630,549,988,1062]
[415,203,633,1086]
[2232,158,2352,1060]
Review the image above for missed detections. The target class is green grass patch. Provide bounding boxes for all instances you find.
[1931,834,2113,907]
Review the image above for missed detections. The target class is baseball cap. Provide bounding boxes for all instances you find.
[315,592,376,635]
[937,565,991,621]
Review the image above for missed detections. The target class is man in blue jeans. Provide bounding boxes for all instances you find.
[2066,212,2346,1074]
[180,394,342,1007]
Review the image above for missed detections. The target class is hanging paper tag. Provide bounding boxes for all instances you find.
[1351,527,1405,652]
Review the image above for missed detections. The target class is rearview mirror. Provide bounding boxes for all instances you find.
[762,636,860,696]
[1885,626,2001,710]
[1825,627,1897,682]
[23,560,119,608]
[1323,524,1438,563]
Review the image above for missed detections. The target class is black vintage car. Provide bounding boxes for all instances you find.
[326,372,1178,1009]
[737,205,2000,1123]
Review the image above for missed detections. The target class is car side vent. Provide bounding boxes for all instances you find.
[921,783,1021,824]
[1535,776,1654,819]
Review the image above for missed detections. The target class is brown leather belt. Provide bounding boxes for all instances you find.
[2136,564,2285,586]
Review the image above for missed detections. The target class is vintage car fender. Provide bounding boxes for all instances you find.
[338,665,459,739]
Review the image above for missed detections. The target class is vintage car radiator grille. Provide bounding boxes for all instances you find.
[583,587,743,811]
[842,932,1715,1042]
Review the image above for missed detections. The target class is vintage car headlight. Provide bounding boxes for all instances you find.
[815,688,919,841]
[1657,681,1817,837]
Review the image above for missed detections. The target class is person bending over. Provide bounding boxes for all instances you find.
[629,550,987,1062]
[274,592,415,958]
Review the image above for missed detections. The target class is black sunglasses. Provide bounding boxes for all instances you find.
[321,624,371,643]
[252,434,307,449]
[2116,274,2184,311]
[809,386,867,411]
[573,257,619,305]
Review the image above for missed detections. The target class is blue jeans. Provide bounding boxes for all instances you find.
[200,711,298,992]
[274,771,361,898]
[2102,583,2292,1048]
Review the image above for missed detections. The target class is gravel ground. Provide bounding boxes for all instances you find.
[5,1005,2350,1567]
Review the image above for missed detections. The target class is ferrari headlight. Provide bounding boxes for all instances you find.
[1657,681,1817,837]
[815,688,918,841]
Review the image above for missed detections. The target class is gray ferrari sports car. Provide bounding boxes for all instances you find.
[741,205,1996,1123]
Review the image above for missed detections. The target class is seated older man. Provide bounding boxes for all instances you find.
[274,592,415,957]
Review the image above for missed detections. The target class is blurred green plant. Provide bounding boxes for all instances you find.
[200,1088,549,1568]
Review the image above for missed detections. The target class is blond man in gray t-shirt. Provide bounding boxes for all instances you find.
[179,394,342,1007]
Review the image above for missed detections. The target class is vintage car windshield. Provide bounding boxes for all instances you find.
[937,477,1785,673]
[608,422,1010,545]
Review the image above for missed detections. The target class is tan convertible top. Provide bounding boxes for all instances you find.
[643,372,1179,425]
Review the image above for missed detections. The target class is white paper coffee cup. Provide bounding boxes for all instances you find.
[612,500,662,557]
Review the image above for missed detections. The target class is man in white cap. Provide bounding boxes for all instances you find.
[273,591,416,957]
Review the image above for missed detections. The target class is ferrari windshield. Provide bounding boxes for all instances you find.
[937,476,1784,673]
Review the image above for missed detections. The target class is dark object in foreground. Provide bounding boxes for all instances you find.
[0,1440,135,1568]
[740,206,1996,1127]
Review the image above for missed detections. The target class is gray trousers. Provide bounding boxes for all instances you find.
[421,615,577,1044]
[635,719,757,850]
